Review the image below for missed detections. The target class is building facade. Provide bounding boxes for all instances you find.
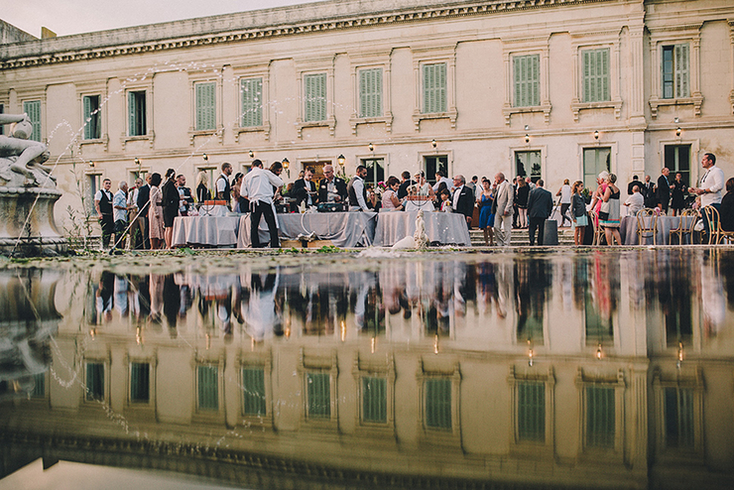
[1,0,733,231]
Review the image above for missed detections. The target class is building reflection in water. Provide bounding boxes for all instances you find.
[1,250,733,489]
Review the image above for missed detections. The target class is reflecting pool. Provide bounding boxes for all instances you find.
[1,249,734,489]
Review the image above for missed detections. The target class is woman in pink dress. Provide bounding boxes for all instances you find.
[147,172,165,249]
[381,176,403,211]
[589,171,609,228]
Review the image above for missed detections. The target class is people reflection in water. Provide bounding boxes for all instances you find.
[95,272,114,323]
[241,270,282,340]
[162,274,180,337]
[515,259,551,343]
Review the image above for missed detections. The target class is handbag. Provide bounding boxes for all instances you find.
[598,200,611,221]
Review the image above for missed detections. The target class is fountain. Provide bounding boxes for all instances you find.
[0,113,68,256]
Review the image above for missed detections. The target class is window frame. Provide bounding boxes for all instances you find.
[349,56,393,135]
[570,35,623,122]
[297,349,338,428]
[295,59,335,139]
[648,30,702,119]
[233,65,271,142]
[502,43,551,125]
[82,94,103,141]
[122,81,154,149]
[22,99,42,142]
[83,357,110,404]
[239,352,273,427]
[76,82,108,150]
[416,360,461,447]
[412,48,457,131]
[575,368,626,458]
[508,366,555,455]
[353,353,395,434]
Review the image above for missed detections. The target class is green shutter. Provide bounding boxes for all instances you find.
[32,372,45,398]
[83,95,101,140]
[422,63,447,114]
[242,368,267,416]
[518,382,545,442]
[359,68,383,118]
[582,49,610,103]
[128,91,137,136]
[665,387,694,448]
[83,95,92,139]
[23,100,41,142]
[305,73,326,122]
[362,377,387,423]
[197,365,219,411]
[307,372,330,418]
[195,82,216,131]
[240,78,263,127]
[514,55,540,107]
[425,378,452,429]
[130,362,150,403]
[86,362,104,401]
[675,44,690,98]
[586,386,615,447]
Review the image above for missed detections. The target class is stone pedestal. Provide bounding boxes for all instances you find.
[0,186,68,256]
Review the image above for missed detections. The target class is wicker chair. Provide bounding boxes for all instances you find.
[590,210,606,245]
[636,208,659,245]
[668,209,698,245]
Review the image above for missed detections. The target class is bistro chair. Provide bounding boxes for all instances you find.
[636,208,659,245]
[590,210,606,245]
[669,208,698,245]
[700,206,722,244]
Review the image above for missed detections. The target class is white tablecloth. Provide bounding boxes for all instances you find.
[620,215,697,245]
[171,216,240,248]
[374,211,471,246]
[237,211,377,248]
[404,199,435,212]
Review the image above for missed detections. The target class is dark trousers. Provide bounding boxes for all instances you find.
[250,201,279,248]
[528,217,546,245]
[141,216,150,249]
[99,214,114,247]
[560,203,571,226]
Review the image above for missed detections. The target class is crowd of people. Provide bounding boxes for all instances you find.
[94,152,732,250]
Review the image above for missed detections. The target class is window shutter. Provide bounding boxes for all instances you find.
[241,78,263,127]
[359,68,382,118]
[23,100,42,142]
[197,365,219,411]
[514,55,540,107]
[83,96,92,139]
[195,82,216,131]
[305,73,326,122]
[582,49,610,103]
[422,63,446,114]
[128,92,136,136]
[675,44,690,98]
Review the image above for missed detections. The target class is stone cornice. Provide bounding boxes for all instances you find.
[0,0,619,70]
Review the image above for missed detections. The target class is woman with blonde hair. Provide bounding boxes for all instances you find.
[599,173,622,245]
[196,171,210,203]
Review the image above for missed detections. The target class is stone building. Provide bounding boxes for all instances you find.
[0,0,733,230]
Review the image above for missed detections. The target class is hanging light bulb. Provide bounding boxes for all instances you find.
[527,339,534,367]
[371,336,376,354]
[677,341,684,368]
[340,321,346,342]
[434,334,439,354]
[596,343,603,360]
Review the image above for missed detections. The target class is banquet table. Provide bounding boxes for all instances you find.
[237,211,377,248]
[374,210,471,247]
[171,216,240,248]
[619,215,697,245]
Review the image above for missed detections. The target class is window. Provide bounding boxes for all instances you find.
[304,73,327,122]
[197,365,219,411]
[240,77,263,128]
[664,145,691,188]
[513,55,540,107]
[585,386,615,448]
[130,362,150,403]
[515,151,542,184]
[242,367,266,416]
[359,68,383,118]
[128,90,146,136]
[583,147,611,191]
[23,100,41,142]
[664,387,694,448]
[361,376,387,424]
[662,44,689,99]
[424,155,448,185]
[87,174,102,214]
[425,378,452,429]
[306,372,331,419]
[422,63,447,114]
[31,372,45,398]
[86,362,105,401]
[195,82,216,131]
[585,290,613,346]
[361,158,384,189]
[582,49,610,103]
[517,381,545,442]
[83,95,101,140]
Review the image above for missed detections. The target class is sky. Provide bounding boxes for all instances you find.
[3,0,321,38]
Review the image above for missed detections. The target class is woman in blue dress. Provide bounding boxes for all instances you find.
[477,179,495,246]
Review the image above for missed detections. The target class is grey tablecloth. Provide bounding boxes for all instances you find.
[171,216,240,247]
[620,215,696,245]
[237,211,377,248]
[374,211,471,246]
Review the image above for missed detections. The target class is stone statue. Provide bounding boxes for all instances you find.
[0,113,55,188]
[413,210,428,248]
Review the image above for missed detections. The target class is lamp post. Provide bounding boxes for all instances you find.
[337,154,345,179]
[282,157,290,178]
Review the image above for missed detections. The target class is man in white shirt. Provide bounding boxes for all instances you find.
[112,180,129,249]
[432,170,453,192]
[623,184,645,216]
[244,160,284,248]
[347,165,370,212]
[690,153,724,209]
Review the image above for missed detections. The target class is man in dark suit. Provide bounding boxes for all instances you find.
[292,166,317,209]
[451,174,474,228]
[627,175,642,196]
[656,167,673,214]
[527,179,554,245]
[397,171,415,200]
[317,164,348,204]
[136,173,151,249]
[643,175,656,208]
